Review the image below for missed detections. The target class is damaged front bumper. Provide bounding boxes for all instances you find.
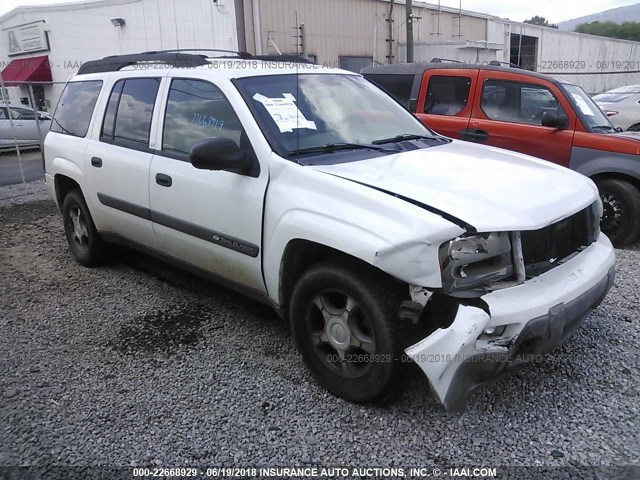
[405,234,616,411]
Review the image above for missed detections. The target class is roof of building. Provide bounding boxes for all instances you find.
[0,0,141,23]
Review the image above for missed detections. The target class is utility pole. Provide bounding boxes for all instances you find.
[386,0,394,64]
[406,0,414,63]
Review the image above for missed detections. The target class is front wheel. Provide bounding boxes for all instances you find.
[62,190,107,266]
[289,261,404,403]
[597,178,640,248]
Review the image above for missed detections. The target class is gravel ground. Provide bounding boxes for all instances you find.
[0,183,639,478]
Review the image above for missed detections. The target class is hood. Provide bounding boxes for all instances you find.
[310,141,598,232]
[612,130,640,143]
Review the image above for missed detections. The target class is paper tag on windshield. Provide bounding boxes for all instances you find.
[571,93,595,116]
[253,93,317,133]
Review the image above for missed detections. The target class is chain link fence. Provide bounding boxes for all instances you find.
[0,75,67,188]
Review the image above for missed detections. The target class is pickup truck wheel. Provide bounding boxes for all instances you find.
[598,178,640,247]
[62,190,107,267]
[289,261,403,403]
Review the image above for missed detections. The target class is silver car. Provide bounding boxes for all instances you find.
[593,85,640,132]
[0,104,51,150]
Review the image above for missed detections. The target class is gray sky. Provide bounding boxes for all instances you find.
[0,0,638,23]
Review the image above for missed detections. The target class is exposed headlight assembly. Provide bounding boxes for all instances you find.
[439,232,514,294]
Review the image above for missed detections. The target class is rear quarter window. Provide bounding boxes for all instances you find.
[51,80,103,137]
[363,74,414,109]
[424,76,471,116]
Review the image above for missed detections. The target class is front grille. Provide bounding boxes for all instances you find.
[520,203,600,278]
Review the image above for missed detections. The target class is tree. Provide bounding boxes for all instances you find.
[575,21,640,41]
[523,16,558,29]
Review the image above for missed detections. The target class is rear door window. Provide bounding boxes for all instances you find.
[51,80,103,137]
[101,78,161,147]
[424,76,471,115]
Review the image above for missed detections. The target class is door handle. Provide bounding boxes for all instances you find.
[460,129,489,142]
[155,173,172,187]
[91,157,102,168]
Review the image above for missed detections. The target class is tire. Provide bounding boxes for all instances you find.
[289,260,404,403]
[627,123,640,132]
[62,190,107,267]
[597,178,640,248]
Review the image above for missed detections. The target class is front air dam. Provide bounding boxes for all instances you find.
[406,265,615,411]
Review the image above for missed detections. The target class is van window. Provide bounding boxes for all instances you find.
[363,74,414,108]
[162,79,243,156]
[481,80,566,125]
[101,78,160,146]
[424,76,471,116]
[51,81,103,137]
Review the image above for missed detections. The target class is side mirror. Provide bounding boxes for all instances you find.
[409,98,418,112]
[190,138,258,176]
[541,111,569,130]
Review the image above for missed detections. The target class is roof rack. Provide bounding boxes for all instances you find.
[77,52,209,75]
[430,58,464,64]
[141,48,253,58]
[141,49,315,64]
[77,50,316,75]
[488,60,523,69]
[247,54,315,64]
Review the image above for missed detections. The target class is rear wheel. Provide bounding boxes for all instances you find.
[597,178,640,247]
[627,123,640,132]
[62,190,107,266]
[289,261,404,403]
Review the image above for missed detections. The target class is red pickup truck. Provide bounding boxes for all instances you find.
[362,62,640,247]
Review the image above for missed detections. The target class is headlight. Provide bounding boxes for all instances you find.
[439,232,514,293]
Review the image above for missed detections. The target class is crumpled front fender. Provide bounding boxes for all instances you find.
[405,234,616,411]
[405,305,495,409]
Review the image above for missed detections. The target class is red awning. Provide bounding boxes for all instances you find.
[0,55,52,86]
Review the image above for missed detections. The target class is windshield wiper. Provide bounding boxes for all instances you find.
[371,133,448,145]
[287,142,394,156]
[591,125,616,133]
[52,118,74,136]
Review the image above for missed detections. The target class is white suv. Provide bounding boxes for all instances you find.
[44,51,616,411]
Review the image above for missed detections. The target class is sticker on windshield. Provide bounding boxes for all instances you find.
[571,93,595,116]
[253,93,317,133]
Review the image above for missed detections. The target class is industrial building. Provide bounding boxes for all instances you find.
[241,0,640,93]
[0,0,238,110]
[1,0,639,112]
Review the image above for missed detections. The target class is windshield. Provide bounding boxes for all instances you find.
[593,93,631,103]
[234,74,434,158]
[563,84,614,132]
[606,85,640,94]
